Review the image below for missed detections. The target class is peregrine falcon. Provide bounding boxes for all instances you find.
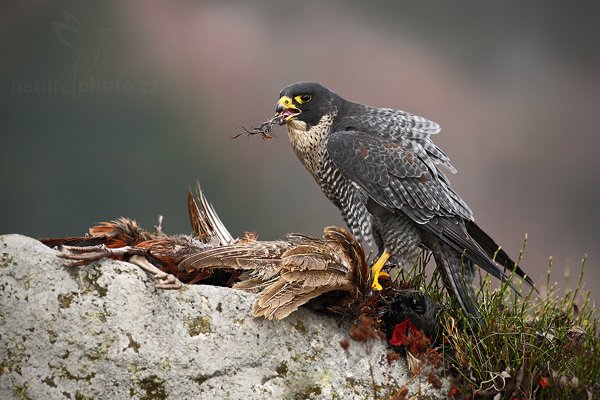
[275,81,533,317]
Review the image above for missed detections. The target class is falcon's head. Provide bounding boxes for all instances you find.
[276,82,340,128]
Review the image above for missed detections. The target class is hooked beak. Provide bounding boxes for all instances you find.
[275,96,301,125]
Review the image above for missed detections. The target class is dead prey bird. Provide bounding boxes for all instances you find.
[40,183,370,320]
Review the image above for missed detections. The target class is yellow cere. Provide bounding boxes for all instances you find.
[278,96,296,109]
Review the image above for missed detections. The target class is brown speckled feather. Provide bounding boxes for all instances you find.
[40,183,369,320]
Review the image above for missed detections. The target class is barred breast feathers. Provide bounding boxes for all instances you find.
[286,113,374,243]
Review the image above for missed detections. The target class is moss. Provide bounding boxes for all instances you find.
[113,265,126,274]
[83,348,104,361]
[127,362,147,376]
[83,332,118,361]
[159,360,172,373]
[83,310,107,325]
[12,383,32,400]
[48,363,96,382]
[42,376,57,387]
[73,266,108,298]
[57,292,74,309]
[292,385,322,399]
[46,328,57,344]
[65,333,79,345]
[2,340,27,374]
[1,252,16,268]
[186,316,212,336]
[20,275,31,291]
[293,320,307,335]
[75,391,93,400]
[132,374,167,400]
[320,371,332,386]
[276,361,288,377]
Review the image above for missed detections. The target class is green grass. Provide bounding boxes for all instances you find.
[391,242,599,399]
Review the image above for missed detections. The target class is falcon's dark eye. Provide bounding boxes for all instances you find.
[295,94,312,104]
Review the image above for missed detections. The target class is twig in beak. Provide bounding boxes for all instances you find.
[232,114,283,141]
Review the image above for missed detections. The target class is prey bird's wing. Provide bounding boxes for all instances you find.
[252,242,355,320]
[178,240,291,281]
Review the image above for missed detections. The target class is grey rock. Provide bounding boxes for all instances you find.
[0,234,446,399]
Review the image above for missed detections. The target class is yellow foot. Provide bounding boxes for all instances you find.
[371,251,391,291]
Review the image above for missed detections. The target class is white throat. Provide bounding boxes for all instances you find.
[286,114,335,175]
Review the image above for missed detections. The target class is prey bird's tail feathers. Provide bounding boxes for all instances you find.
[188,182,234,246]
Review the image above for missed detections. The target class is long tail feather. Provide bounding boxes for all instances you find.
[465,220,535,288]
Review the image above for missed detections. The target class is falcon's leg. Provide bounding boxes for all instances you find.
[371,250,391,291]
[128,255,182,290]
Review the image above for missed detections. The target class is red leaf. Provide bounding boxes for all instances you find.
[448,385,460,397]
[539,376,551,388]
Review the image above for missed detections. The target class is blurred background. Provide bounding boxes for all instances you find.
[1,1,598,305]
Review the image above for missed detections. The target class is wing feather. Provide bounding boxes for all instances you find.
[178,241,291,280]
[326,129,531,291]
[326,130,472,222]
[252,283,332,320]
[281,244,349,274]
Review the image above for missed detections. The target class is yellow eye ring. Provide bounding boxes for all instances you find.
[295,94,312,104]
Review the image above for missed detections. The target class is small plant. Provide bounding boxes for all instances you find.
[384,241,599,399]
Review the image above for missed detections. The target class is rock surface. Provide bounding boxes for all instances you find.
[0,234,445,399]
